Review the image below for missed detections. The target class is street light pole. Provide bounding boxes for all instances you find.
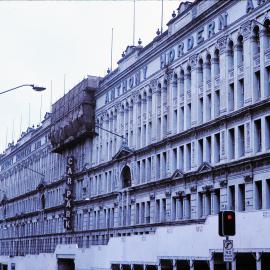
[0,84,46,95]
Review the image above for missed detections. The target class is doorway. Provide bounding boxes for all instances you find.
[57,259,75,270]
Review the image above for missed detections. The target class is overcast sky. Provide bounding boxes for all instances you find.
[0,0,180,152]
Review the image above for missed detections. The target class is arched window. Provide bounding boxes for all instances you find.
[252,25,260,54]
[228,40,234,70]
[121,166,132,188]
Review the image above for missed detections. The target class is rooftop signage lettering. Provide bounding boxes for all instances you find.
[160,12,228,69]
[105,65,147,105]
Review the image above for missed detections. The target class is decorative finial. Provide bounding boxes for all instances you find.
[156,28,161,36]
[122,51,125,57]
[172,10,176,18]
[107,68,110,74]
[138,38,142,45]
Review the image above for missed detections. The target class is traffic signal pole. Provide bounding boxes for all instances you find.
[226,236,230,270]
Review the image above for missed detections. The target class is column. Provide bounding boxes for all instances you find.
[128,104,133,148]
[173,260,177,270]
[190,55,198,127]
[131,201,135,225]
[150,195,155,223]
[218,36,228,115]
[189,260,194,270]
[260,28,270,98]
[133,96,138,149]
[165,192,171,221]
[209,255,214,270]
[256,252,261,270]
[161,80,166,139]
[211,55,218,120]
[203,61,210,123]
[167,75,173,135]
[242,21,253,106]
[151,83,158,142]
[178,73,184,132]
[141,96,145,147]
[184,70,189,130]
[146,92,153,145]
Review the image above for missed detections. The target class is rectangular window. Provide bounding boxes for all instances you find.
[179,146,184,170]
[238,79,244,108]
[238,125,245,157]
[180,106,184,131]
[148,122,152,145]
[198,139,203,165]
[255,71,261,101]
[172,197,176,221]
[186,143,191,171]
[137,161,141,184]
[266,116,270,150]
[228,128,235,160]
[207,94,212,120]
[157,118,161,141]
[142,159,146,183]
[198,192,203,218]
[142,125,146,147]
[206,136,212,163]
[147,157,151,182]
[161,198,166,222]
[213,189,220,214]
[177,197,184,220]
[156,154,160,179]
[146,201,150,223]
[163,115,168,135]
[162,152,167,178]
[186,103,191,129]
[184,194,191,219]
[228,185,235,210]
[254,119,262,153]
[155,200,160,222]
[255,180,262,210]
[137,127,141,148]
[238,183,245,211]
[228,83,235,112]
[215,90,220,117]
[173,110,177,134]
[141,202,145,224]
[199,97,203,124]
[214,133,220,163]
[203,191,211,216]
[172,148,177,172]
[136,203,140,224]
[266,179,270,209]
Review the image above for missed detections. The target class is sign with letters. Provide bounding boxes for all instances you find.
[64,156,74,230]
[223,239,233,262]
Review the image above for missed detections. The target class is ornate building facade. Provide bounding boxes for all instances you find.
[0,0,270,269]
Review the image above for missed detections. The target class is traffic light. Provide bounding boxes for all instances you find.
[219,210,235,236]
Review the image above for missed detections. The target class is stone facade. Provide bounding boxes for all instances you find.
[1,0,270,269]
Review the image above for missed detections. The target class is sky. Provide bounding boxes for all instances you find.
[0,0,181,153]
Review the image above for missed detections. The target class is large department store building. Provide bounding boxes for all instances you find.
[1,0,270,269]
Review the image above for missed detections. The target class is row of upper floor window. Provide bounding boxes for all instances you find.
[1,176,269,238]
[91,112,270,195]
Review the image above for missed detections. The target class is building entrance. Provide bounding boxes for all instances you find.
[57,259,75,270]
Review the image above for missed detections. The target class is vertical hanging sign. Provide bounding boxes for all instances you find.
[64,156,74,230]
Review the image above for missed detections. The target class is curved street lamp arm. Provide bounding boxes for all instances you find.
[0,84,34,95]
